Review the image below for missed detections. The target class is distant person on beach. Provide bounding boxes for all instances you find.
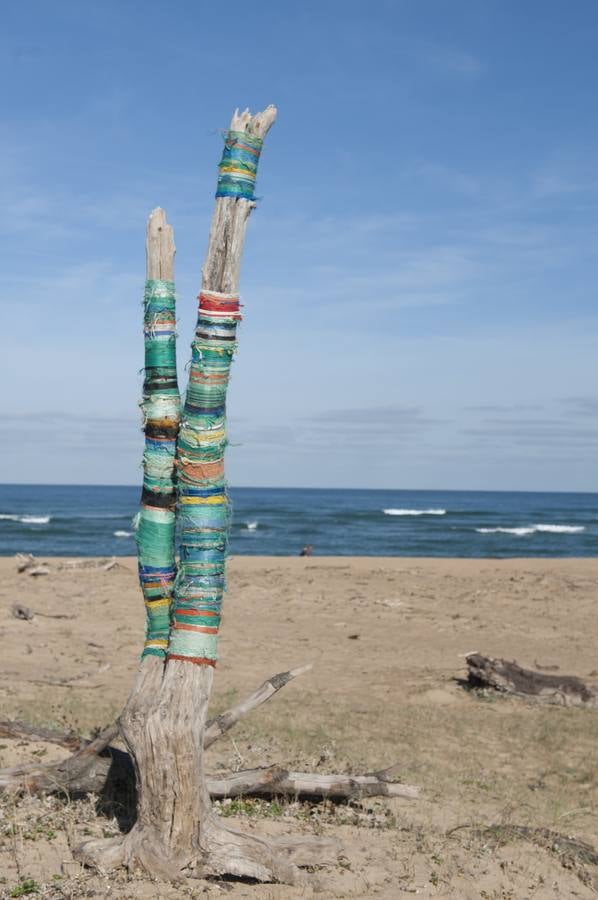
[300,545,313,557]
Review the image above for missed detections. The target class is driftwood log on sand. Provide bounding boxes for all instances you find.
[466,654,598,708]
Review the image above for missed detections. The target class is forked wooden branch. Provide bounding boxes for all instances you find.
[466,654,598,708]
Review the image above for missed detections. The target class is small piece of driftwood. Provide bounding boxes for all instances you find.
[15,553,37,573]
[15,553,50,576]
[466,654,598,708]
[15,555,122,574]
[10,603,74,622]
[11,603,34,621]
[58,557,121,571]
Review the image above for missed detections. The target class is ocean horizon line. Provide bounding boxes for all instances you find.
[1,483,597,496]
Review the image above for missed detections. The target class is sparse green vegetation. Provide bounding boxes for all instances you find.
[9,879,40,897]
[217,797,284,818]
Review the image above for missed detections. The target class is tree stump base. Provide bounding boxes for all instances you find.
[0,661,418,885]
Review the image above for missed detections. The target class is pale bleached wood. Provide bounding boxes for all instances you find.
[74,209,182,877]
[146,207,175,281]
[201,106,277,293]
[0,749,420,804]
[205,663,311,748]
[209,766,420,801]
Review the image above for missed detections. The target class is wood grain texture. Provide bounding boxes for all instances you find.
[146,208,175,281]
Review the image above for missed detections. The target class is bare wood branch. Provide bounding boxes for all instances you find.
[205,663,312,748]
[0,724,119,795]
[208,765,420,801]
[0,753,419,804]
[466,654,598,708]
[146,207,175,281]
[202,105,277,293]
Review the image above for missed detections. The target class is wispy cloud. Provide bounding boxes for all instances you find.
[0,411,142,450]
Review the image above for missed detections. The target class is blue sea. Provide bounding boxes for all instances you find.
[0,484,597,558]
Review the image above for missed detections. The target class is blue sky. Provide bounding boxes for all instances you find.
[2,0,597,490]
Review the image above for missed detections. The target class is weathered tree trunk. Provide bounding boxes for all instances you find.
[466,654,598,708]
[75,107,335,884]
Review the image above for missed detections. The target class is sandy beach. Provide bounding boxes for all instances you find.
[1,554,597,898]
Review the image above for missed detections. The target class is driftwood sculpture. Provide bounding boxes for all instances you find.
[466,653,598,708]
[0,106,418,887]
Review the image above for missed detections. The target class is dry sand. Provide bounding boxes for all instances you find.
[0,555,597,899]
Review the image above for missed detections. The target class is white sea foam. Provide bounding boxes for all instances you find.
[114,530,134,538]
[476,527,536,536]
[0,513,51,524]
[477,524,585,537]
[383,508,446,516]
[245,521,259,531]
[534,524,585,534]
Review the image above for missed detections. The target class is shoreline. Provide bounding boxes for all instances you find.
[5,553,598,562]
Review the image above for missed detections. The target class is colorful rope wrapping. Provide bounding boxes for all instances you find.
[215,130,263,201]
[137,279,181,658]
[167,290,242,665]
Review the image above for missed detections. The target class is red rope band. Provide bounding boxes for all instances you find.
[167,654,217,667]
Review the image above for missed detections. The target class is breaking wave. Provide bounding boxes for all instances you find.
[383,508,446,516]
[477,524,585,536]
[114,530,134,538]
[0,513,51,525]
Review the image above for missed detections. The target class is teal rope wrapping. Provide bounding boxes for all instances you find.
[137,279,181,659]
[215,130,263,201]
[167,290,242,666]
